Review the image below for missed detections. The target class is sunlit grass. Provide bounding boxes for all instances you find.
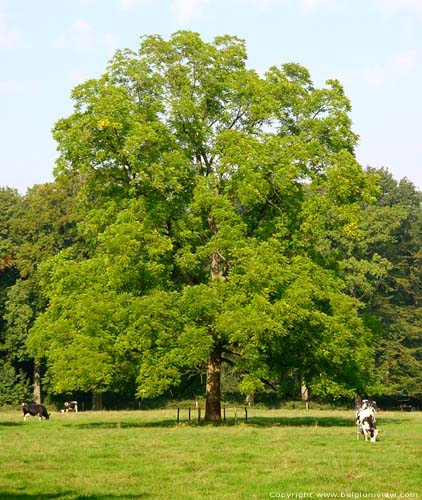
[0,408,421,499]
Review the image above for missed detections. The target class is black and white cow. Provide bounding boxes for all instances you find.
[62,401,78,413]
[22,403,50,421]
[356,399,378,442]
[359,409,379,442]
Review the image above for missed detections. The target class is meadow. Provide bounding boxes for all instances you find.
[0,406,421,500]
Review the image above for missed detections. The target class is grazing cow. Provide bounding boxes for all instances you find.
[399,399,415,412]
[356,399,378,442]
[62,401,78,413]
[22,403,50,421]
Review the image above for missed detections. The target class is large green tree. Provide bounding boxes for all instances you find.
[29,31,377,419]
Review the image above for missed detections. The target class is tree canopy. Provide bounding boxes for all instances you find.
[24,31,385,419]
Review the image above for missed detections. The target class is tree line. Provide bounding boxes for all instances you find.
[1,31,421,419]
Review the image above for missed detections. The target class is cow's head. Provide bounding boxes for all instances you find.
[370,428,379,442]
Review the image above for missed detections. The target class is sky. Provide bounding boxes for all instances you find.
[1,0,422,194]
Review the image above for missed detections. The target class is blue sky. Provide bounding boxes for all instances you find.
[1,0,422,193]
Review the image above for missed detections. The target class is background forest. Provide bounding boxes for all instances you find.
[1,32,421,417]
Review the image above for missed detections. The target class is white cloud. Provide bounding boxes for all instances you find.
[301,0,349,14]
[373,0,422,16]
[362,65,386,87]
[253,0,277,12]
[118,0,149,11]
[119,0,135,11]
[239,0,349,15]
[56,19,96,50]
[238,0,279,13]
[362,48,421,87]
[103,33,120,54]
[56,19,120,55]
[69,70,92,87]
[0,80,42,94]
[302,0,324,12]
[391,48,419,72]
[0,3,19,49]
[0,24,19,48]
[171,0,208,23]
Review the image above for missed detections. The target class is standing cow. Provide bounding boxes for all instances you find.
[356,399,378,442]
[62,401,78,413]
[22,403,50,421]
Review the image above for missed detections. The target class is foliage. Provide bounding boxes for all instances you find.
[28,254,135,395]
[0,182,83,403]
[353,169,422,396]
[0,360,31,405]
[0,187,21,345]
[11,181,82,278]
[27,31,380,419]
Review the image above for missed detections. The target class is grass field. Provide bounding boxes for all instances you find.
[0,407,421,500]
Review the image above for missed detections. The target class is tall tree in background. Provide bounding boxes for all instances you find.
[353,169,422,397]
[0,188,21,336]
[0,188,31,404]
[3,182,81,403]
[29,31,377,419]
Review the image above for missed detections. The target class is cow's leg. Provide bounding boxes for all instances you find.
[24,413,30,421]
[370,429,378,442]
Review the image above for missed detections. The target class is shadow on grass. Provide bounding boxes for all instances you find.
[4,414,408,430]
[0,494,149,500]
[71,415,405,430]
[248,415,354,427]
[0,495,64,500]
[64,419,177,429]
[64,415,366,429]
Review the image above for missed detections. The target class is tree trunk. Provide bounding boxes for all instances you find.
[301,379,309,410]
[205,209,223,422]
[301,379,309,401]
[205,349,221,421]
[33,360,41,404]
[92,391,103,411]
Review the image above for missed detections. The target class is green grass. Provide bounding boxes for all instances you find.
[0,407,421,499]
